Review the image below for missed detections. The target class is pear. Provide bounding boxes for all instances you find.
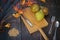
[35,10,44,21]
[42,7,48,15]
[31,4,40,13]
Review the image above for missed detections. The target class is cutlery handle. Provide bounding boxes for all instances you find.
[48,23,53,34]
[38,28,49,40]
[53,28,57,40]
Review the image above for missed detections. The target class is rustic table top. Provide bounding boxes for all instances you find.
[0,0,60,40]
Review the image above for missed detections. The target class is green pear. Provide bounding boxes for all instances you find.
[35,10,44,21]
[31,4,40,13]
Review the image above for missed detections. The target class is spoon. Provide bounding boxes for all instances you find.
[48,16,55,34]
[53,21,59,40]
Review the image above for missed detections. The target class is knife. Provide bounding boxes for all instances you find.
[21,14,33,27]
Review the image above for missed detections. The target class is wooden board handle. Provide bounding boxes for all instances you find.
[38,28,49,40]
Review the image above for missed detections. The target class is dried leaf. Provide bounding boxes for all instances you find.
[5,23,11,28]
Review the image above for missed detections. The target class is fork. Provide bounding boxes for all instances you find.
[48,16,55,34]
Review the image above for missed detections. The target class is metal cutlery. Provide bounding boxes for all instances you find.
[48,16,55,34]
[53,21,59,40]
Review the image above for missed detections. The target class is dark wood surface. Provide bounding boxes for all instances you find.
[0,0,60,40]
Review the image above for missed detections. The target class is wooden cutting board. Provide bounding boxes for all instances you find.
[22,7,48,34]
[21,16,49,40]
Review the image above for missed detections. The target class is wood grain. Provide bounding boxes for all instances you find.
[21,7,49,40]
